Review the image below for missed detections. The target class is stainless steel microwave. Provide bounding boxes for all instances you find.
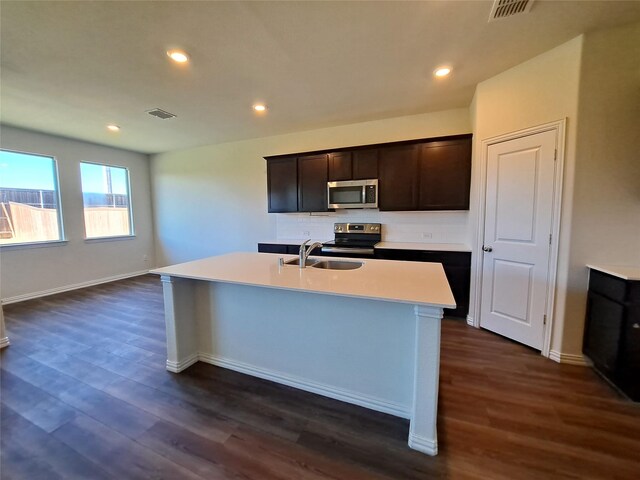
[327,179,378,209]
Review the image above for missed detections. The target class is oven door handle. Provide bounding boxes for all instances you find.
[321,247,374,255]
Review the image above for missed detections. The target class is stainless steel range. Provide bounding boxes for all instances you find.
[321,223,381,257]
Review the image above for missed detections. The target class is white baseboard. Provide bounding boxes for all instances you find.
[197,352,411,419]
[549,350,591,366]
[166,353,199,373]
[1,270,150,305]
[408,432,438,456]
[0,337,10,349]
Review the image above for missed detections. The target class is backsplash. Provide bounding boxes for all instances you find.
[275,210,470,244]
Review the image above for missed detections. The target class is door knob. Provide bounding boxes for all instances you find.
[483,246,493,252]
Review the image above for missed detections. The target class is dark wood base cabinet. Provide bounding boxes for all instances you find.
[257,243,371,260]
[583,268,640,401]
[374,249,471,319]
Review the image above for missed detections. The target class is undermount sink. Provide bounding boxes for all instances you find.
[282,258,363,270]
[283,258,320,267]
[312,260,363,270]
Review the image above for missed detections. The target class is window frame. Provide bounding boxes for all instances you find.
[79,160,135,241]
[0,148,66,249]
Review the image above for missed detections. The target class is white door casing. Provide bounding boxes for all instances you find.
[479,128,559,350]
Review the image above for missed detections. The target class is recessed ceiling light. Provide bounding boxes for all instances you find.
[106,124,120,132]
[434,67,452,77]
[253,104,267,112]
[167,49,190,63]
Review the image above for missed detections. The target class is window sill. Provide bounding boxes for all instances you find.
[0,240,69,251]
[84,235,136,243]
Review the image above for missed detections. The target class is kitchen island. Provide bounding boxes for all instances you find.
[151,252,455,455]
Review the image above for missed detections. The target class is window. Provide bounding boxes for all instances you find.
[80,162,133,238]
[0,149,64,245]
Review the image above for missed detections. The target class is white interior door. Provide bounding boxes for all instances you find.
[480,130,557,350]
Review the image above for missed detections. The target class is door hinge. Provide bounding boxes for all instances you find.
[543,314,547,325]
[554,149,557,161]
[549,234,552,245]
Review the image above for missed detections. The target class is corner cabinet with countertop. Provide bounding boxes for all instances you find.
[583,265,640,401]
[265,134,472,213]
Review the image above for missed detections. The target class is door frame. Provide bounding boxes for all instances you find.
[471,119,567,358]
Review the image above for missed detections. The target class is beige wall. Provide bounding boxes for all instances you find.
[561,22,640,354]
[472,22,640,358]
[0,126,155,301]
[151,108,472,265]
[471,36,583,354]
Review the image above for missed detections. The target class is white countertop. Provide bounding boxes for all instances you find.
[587,264,640,281]
[374,242,472,252]
[151,252,456,308]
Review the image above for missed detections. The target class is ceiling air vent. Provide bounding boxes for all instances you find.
[146,108,177,119]
[489,0,534,22]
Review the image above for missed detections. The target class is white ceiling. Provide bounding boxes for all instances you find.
[2,1,639,154]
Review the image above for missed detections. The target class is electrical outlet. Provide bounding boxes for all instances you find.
[422,232,433,239]
[143,254,149,262]
[303,231,310,236]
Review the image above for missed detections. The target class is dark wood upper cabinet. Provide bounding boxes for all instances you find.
[267,157,297,213]
[329,150,378,181]
[378,145,419,211]
[265,133,471,213]
[418,137,472,210]
[328,152,352,181]
[298,154,328,212]
[352,149,378,180]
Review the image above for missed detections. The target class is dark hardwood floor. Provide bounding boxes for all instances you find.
[1,275,639,479]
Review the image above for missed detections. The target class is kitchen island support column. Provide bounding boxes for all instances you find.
[161,275,198,372]
[408,305,442,455]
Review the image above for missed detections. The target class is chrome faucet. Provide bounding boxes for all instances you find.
[299,239,323,268]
